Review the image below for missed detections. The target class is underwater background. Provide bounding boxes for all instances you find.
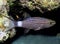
[1,0,60,44]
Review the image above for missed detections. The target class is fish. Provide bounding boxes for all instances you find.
[16,17,56,33]
[3,16,56,33]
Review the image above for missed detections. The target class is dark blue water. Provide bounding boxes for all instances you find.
[12,35,60,44]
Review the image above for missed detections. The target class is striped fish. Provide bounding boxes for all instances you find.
[4,16,56,33]
[16,17,56,33]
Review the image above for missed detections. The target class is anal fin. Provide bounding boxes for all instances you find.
[34,27,41,31]
[24,29,30,33]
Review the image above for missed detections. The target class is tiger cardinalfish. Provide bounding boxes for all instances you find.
[6,17,56,33]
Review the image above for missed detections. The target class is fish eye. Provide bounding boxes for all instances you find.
[50,22,52,24]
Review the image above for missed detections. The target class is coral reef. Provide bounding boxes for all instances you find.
[19,0,60,12]
[0,0,16,42]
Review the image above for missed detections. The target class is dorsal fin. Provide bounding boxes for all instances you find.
[23,12,31,19]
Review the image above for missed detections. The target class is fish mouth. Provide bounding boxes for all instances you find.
[50,20,56,26]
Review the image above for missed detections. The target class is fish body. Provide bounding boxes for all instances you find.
[16,17,56,33]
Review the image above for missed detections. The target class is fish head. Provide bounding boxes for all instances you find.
[43,19,56,28]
